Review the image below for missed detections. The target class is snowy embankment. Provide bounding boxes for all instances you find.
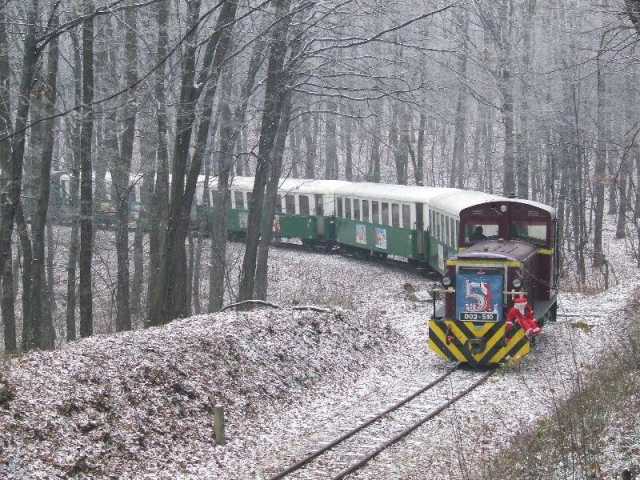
[1,218,639,479]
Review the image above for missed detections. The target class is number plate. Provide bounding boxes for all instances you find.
[460,312,498,322]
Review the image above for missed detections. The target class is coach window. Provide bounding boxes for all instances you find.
[234,191,244,210]
[315,194,324,216]
[285,194,295,214]
[299,195,310,216]
[362,200,369,222]
[402,205,411,229]
[345,198,352,219]
[391,204,400,228]
[372,201,380,224]
[353,199,361,221]
[381,202,390,226]
[441,214,446,243]
[275,195,282,213]
[337,197,343,217]
[455,220,460,246]
[445,217,450,246]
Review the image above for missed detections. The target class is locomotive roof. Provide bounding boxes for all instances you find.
[458,239,538,262]
[429,190,556,218]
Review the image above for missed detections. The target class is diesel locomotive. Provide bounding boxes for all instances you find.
[226,177,557,367]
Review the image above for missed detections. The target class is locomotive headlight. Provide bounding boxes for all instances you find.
[512,278,522,289]
[442,276,452,287]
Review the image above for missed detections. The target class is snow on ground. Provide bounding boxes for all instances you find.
[1,217,639,479]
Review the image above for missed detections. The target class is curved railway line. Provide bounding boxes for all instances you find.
[268,365,495,480]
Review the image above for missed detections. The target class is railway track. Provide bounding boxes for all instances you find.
[268,365,495,480]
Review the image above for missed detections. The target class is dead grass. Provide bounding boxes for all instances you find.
[478,296,640,480]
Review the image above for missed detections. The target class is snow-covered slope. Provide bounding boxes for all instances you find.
[1,218,638,479]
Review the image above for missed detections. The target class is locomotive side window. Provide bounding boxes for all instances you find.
[391,203,400,227]
[314,194,323,216]
[337,197,343,217]
[362,200,369,222]
[511,221,547,244]
[372,201,380,224]
[345,198,352,219]
[299,195,310,215]
[381,202,389,226]
[234,191,244,210]
[402,204,411,229]
[353,198,361,221]
[285,194,295,214]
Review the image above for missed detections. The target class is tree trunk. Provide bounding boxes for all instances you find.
[147,0,170,325]
[238,0,292,302]
[16,205,34,351]
[65,30,83,342]
[369,104,382,183]
[150,0,238,324]
[1,243,15,352]
[79,1,95,338]
[255,95,292,300]
[325,100,338,180]
[415,112,426,186]
[593,42,607,266]
[30,12,59,349]
[343,108,353,181]
[114,5,138,332]
[451,9,469,189]
[0,0,39,305]
[303,113,317,179]
[0,6,16,352]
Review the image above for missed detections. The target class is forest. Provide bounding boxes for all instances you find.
[1,0,640,353]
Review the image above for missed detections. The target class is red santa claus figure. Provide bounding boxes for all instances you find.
[506,294,541,338]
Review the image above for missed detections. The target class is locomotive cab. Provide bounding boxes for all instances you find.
[428,200,557,367]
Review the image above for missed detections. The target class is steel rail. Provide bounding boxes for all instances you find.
[268,363,460,480]
[331,368,495,480]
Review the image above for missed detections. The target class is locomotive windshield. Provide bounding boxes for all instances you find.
[464,223,499,244]
[510,221,547,245]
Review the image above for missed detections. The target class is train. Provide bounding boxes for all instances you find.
[49,173,558,366]
[228,177,558,367]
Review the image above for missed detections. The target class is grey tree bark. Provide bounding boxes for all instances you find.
[0,5,16,352]
[65,30,83,342]
[238,0,292,302]
[593,37,607,267]
[114,4,138,332]
[147,0,170,324]
[451,9,469,189]
[30,11,59,349]
[150,0,238,324]
[79,1,95,338]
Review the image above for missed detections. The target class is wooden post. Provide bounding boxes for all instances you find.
[214,406,225,446]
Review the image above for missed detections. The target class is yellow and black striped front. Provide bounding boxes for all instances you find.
[428,319,531,366]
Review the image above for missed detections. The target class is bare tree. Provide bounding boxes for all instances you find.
[79,0,96,338]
